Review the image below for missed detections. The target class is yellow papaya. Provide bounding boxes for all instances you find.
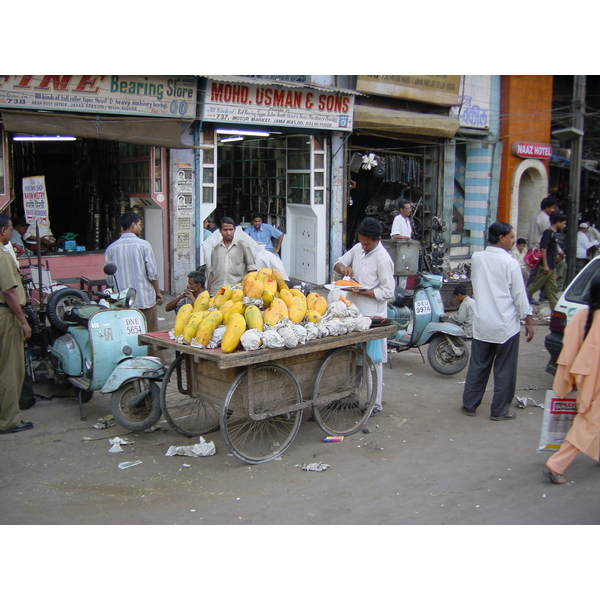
[242,272,258,295]
[215,285,232,301]
[305,310,322,323]
[245,278,264,300]
[288,300,306,324]
[195,310,224,347]
[258,267,272,277]
[271,268,288,291]
[271,297,289,319]
[263,307,281,326]
[193,290,210,312]
[219,299,234,315]
[229,287,244,303]
[279,288,295,308]
[263,278,277,295]
[173,304,194,337]
[244,304,264,330]
[182,310,205,343]
[223,301,245,325]
[221,313,247,353]
[310,294,328,315]
[289,288,305,299]
[262,288,275,308]
[212,294,230,309]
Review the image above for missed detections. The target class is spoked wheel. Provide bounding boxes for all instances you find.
[427,334,469,375]
[220,363,303,464]
[312,347,377,436]
[159,353,221,437]
[110,379,162,431]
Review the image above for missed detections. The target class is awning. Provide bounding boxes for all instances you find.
[353,104,460,139]
[1,110,194,148]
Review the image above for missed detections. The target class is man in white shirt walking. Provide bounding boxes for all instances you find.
[461,222,534,421]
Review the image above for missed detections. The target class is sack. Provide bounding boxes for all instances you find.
[538,390,578,451]
[524,248,542,270]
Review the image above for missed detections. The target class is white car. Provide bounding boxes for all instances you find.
[544,254,600,373]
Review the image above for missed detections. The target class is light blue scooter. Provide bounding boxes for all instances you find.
[48,264,165,428]
[387,271,469,375]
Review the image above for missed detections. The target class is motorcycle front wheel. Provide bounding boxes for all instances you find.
[111,380,162,431]
[427,334,469,375]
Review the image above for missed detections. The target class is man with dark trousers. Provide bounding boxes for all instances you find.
[461,222,534,421]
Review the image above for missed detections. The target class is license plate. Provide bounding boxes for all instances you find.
[414,299,431,315]
[124,315,143,336]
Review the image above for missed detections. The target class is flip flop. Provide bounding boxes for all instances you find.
[543,470,567,485]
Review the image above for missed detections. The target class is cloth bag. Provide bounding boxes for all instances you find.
[538,389,578,452]
[524,247,542,270]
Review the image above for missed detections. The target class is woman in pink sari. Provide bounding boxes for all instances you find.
[545,275,600,484]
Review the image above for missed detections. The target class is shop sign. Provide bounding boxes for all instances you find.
[202,79,354,131]
[512,141,552,159]
[0,76,197,119]
[22,175,50,226]
[356,75,461,106]
[449,75,491,129]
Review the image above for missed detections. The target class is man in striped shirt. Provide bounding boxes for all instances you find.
[105,211,163,340]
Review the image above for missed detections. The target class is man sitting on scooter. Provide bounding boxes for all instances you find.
[165,270,205,313]
[448,284,475,339]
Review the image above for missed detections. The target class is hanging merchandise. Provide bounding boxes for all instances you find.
[361,153,378,170]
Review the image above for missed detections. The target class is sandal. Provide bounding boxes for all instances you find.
[543,470,567,485]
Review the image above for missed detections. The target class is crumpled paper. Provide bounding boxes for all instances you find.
[165,436,216,458]
[296,462,331,472]
[109,436,135,453]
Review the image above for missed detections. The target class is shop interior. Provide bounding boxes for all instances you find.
[215,130,323,233]
[346,134,440,250]
[7,135,157,252]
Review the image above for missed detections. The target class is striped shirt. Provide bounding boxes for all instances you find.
[105,233,159,310]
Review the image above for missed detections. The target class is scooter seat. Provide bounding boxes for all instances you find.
[64,305,105,327]
[392,287,413,308]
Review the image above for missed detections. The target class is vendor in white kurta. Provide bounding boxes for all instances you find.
[333,217,395,416]
[390,200,412,288]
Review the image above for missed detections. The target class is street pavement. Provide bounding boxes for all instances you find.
[1,295,599,527]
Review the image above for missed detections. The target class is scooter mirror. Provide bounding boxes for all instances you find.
[125,288,136,308]
[104,263,117,276]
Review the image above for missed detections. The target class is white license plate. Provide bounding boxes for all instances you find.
[414,299,431,315]
[124,316,143,336]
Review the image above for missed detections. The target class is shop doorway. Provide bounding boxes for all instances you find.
[10,138,123,249]
[509,159,548,241]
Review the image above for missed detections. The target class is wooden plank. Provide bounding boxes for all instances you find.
[139,324,396,370]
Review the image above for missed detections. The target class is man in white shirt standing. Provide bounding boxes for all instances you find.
[526,197,555,249]
[461,222,534,421]
[390,201,412,240]
[334,217,395,416]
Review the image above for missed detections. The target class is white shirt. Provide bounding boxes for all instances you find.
[255,249,288,280]
[577,230,594,259]
[390,214,412,238]
[471,246,532,344]
[335,242,395,318]
[201,226,261,273]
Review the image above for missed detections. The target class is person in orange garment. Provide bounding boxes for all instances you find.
[545,274,600,484]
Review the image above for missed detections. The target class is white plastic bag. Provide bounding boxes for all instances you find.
[538,390,578,452]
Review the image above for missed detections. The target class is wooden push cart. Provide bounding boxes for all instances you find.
[139,324,396,464]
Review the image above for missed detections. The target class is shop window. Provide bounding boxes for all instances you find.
[201,129,217,204]
[120,144,165,198]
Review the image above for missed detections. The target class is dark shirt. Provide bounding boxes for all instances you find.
[539,227,558,270]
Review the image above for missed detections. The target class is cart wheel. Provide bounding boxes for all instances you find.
[111,380,162,431]
[312,347,377,436]
[160,354,221,437]
[220,363,303,464]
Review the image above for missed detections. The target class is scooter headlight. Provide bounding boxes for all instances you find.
[125,288,136,308]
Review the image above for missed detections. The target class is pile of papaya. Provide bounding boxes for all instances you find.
[171,268,328,354]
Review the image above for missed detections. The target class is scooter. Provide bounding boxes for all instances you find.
[387,271,469,375]
[30,264,165,429]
